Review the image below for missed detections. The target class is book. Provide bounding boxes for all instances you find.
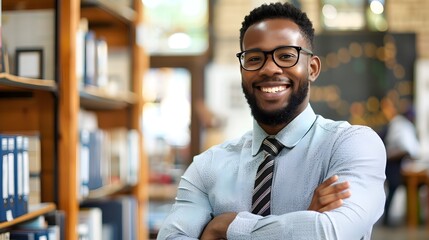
[0,135,8,222]
[45,210,65,240]
[5,135,15,221]
[0,231,10,239]
[79,129,90,198]
[9,215,50,239]
[76,18,89,89]
[109,128,140,185]
[9,229,50,240]
[28,135,41,206]
[95,38,108,89]
[87,130,103,190]
[14,136,29,218]
[80,196,137,240]
[108,128,128,184]
[107,49,131,93]
[79,208,102,240]
[13,214,61,240]
[83,31,97,87]
[1,134,32,222]
[127,129,140,185]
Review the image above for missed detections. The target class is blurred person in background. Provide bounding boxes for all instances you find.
[380,97,420,226]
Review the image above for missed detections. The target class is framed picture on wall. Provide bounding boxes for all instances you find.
[15,48,44,79]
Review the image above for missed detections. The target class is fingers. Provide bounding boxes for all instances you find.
[318,189,351,206]
[318,175,339,189]
[318,180,350,197]
[319,199,344,212]
[309,175,352,212]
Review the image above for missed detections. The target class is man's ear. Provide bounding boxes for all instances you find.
[308,55,321,83]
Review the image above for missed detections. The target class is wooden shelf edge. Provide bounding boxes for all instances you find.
[83,182,134,200]
[148,183,178,201]
[82,183,133,202]
[0,202,56,229]
[81,0,136,23]
[0,73,57,91]
[80,86,137,110]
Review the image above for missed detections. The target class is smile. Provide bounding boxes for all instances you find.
[260,85,289,93]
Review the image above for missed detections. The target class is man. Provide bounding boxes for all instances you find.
[380,98,420,226]
[157,2,386,239]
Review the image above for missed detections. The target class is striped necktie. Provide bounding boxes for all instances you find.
[251,137,284,216]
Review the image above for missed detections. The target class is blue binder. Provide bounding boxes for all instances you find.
[14,135,29,218]
[7,135,16,220]
[88,130,103,190]
[1,135,14,222]
[0,135,7,222]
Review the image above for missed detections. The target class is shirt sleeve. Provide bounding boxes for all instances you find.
[227,126,387,240]
[156,153,213,240]
[386,116,420,159]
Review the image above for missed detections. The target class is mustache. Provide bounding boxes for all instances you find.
[252,76,292,86]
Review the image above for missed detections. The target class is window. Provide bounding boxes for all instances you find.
[142,68,191,170]
[321,0,387,31]
[142,0,209,55]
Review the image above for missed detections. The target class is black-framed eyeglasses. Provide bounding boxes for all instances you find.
[236,46,313,71]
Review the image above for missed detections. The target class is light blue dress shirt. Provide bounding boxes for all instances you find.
[157,104,386,240]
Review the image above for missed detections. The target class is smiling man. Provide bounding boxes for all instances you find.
[157,2,386,240]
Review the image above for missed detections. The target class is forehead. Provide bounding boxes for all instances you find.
[242,18,305,51]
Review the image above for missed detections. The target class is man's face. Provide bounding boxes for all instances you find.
[240,19,314,127]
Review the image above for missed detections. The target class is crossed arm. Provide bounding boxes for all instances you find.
[200,175,351,240]
[158,127,386,239]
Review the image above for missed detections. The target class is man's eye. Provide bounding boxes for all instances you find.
[278,54,295,60]
[246,56,262,63]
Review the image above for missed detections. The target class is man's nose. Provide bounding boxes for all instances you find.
[259,55,282,75]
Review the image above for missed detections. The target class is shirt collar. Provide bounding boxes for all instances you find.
[252,104,317,156]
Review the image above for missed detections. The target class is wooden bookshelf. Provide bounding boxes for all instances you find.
[0,203,56,229]
[80,86,137,110]
[0,73,56,91]
[86,182,133,199]
[1,0,149,239]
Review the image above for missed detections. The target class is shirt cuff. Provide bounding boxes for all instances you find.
[227,211,262,239]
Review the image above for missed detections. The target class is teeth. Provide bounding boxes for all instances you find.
[261,86,286,93]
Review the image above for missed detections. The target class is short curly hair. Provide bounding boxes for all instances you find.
[239,2,315,51]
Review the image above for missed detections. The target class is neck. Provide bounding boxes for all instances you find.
[260,123,286,135]
[258,103,308,135]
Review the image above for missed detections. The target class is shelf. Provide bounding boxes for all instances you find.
[84,182,134,199]
[3,0,55,10]
[0,0,147,238]
[80,86,137,110]
[81,0,136,23]
[81,0,136,48]
[0,203,56,229]
[0,73,56,92]
[149,183,178,201]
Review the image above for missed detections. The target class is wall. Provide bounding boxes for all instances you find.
[387,0,429,58]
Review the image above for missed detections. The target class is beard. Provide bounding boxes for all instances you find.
[242,80,309,126]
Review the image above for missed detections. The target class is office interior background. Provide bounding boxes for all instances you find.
[144,0,429,239]
[1,0,429,239]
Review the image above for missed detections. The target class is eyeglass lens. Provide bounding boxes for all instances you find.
[240,46,299,70]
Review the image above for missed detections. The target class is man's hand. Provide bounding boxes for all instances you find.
[200,212,237,240]
[308,175,351,212]
[200,176,349,239]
